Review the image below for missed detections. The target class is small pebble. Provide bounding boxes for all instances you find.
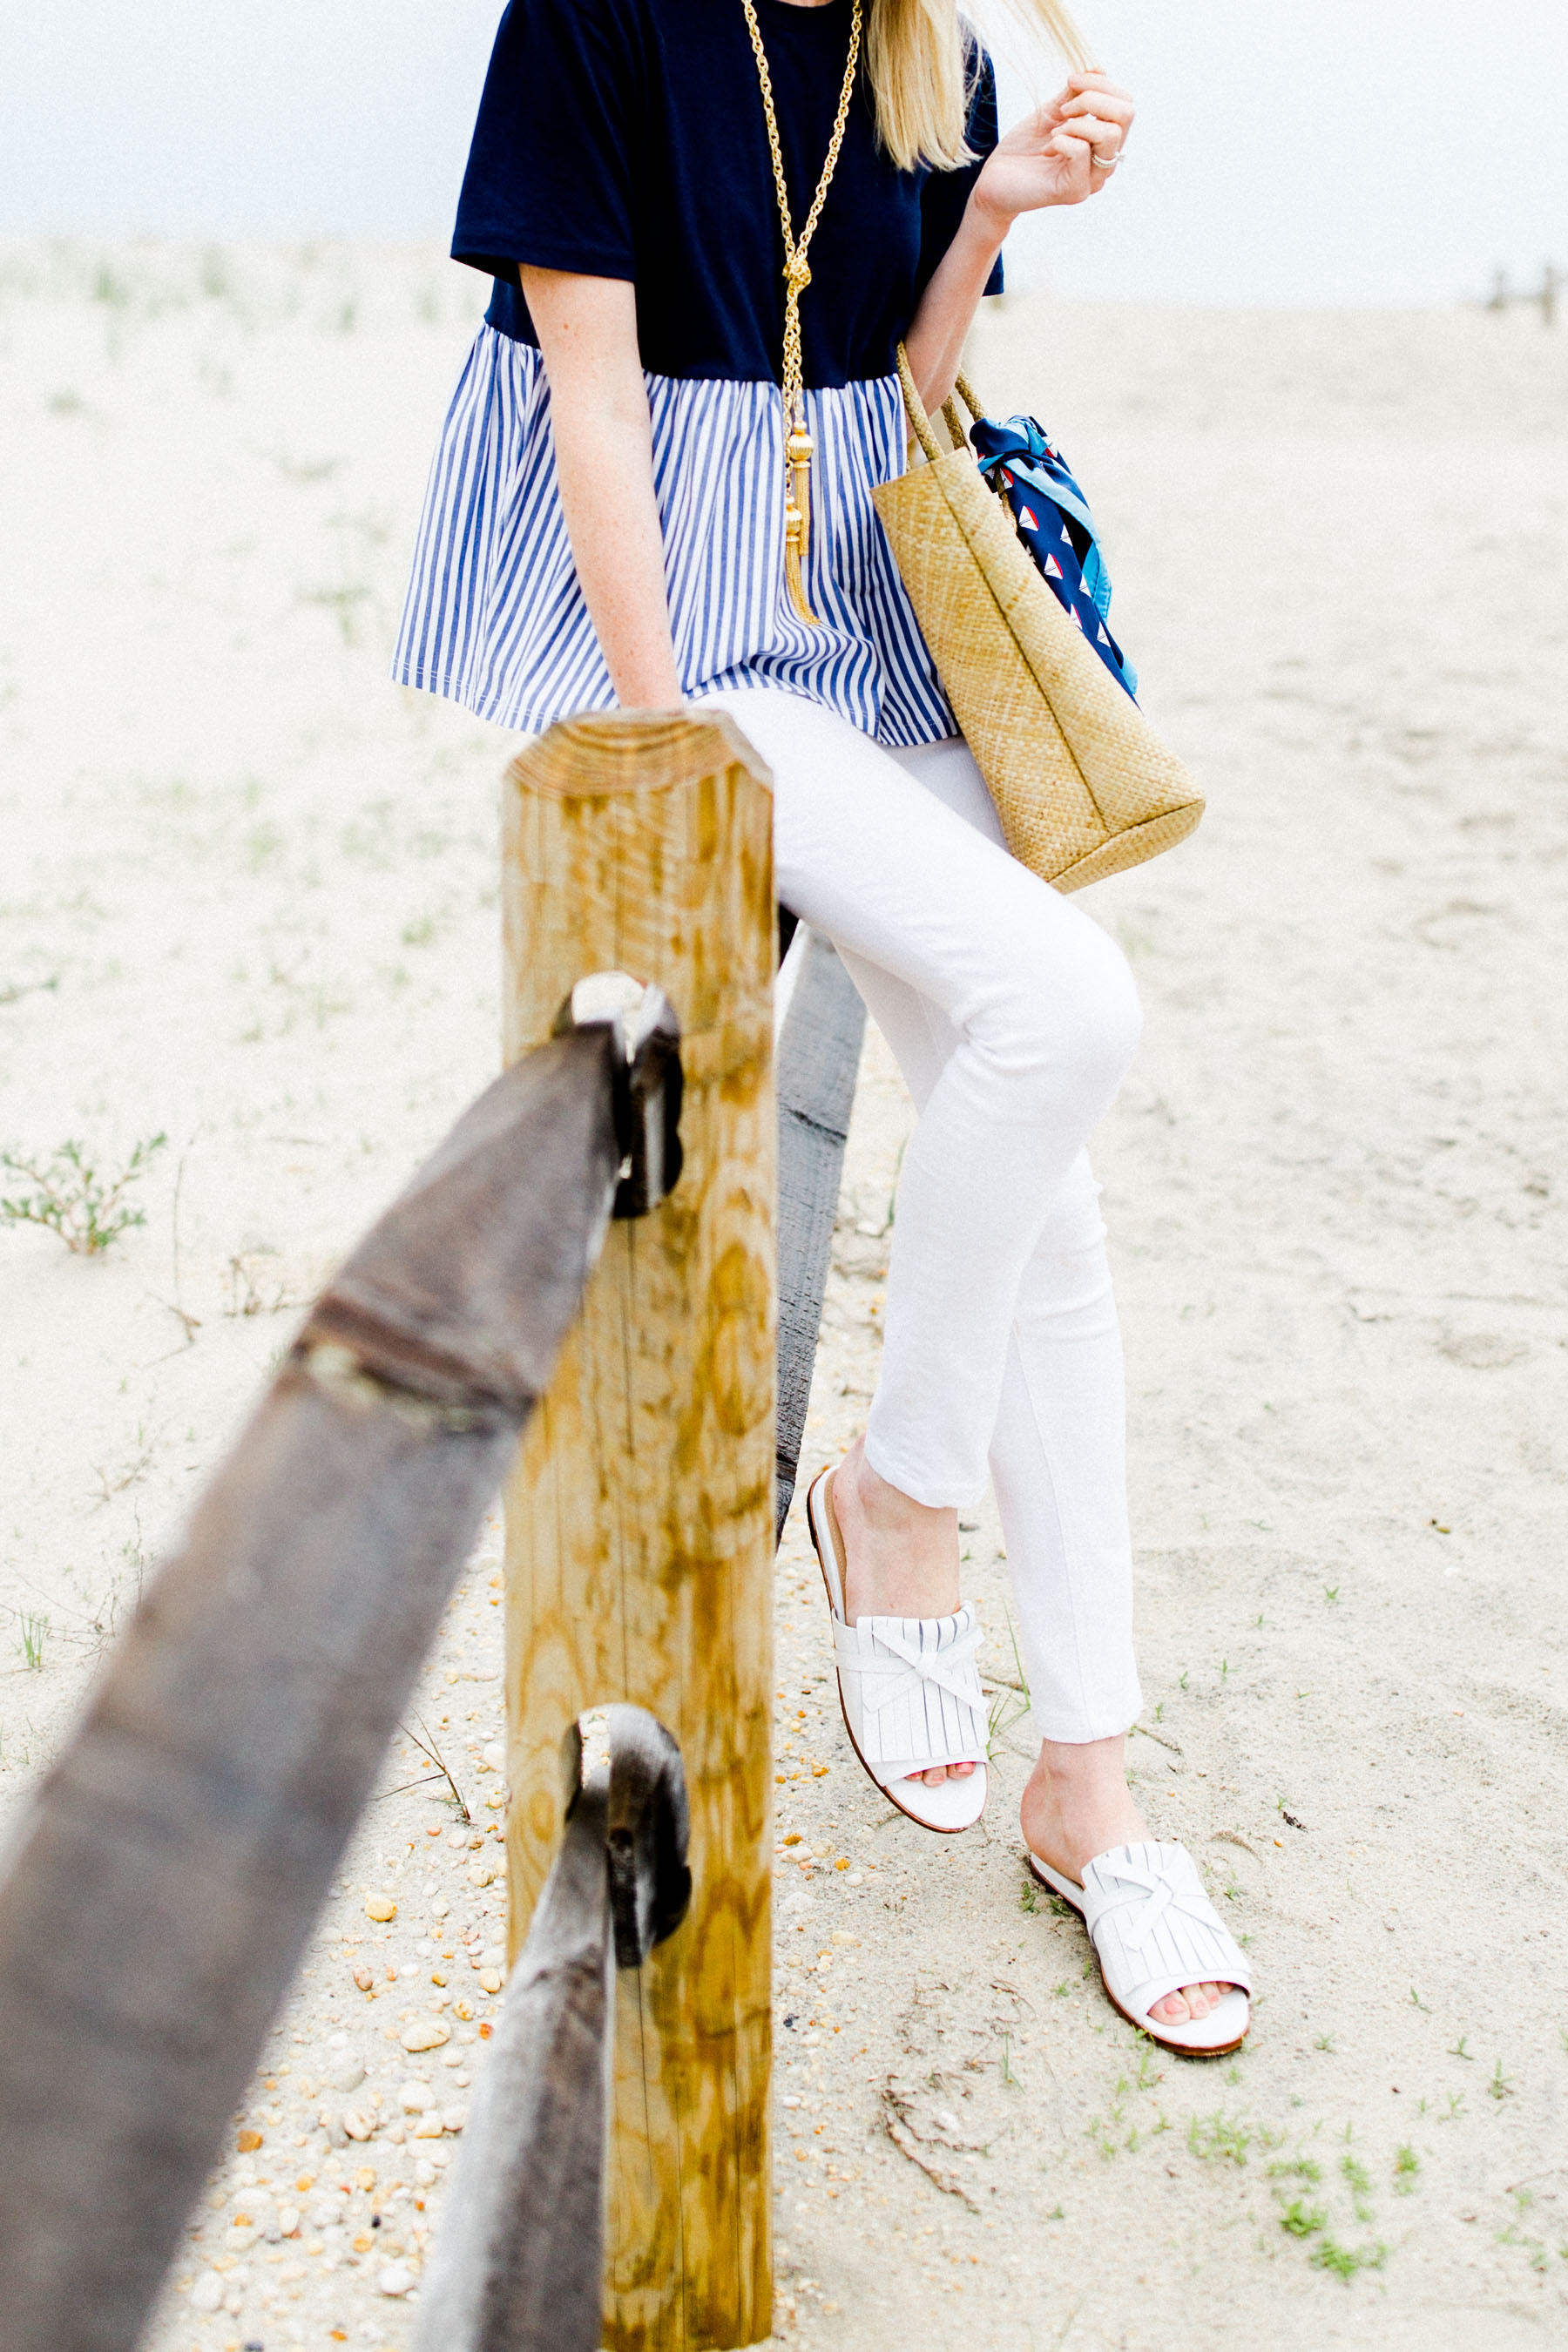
[352,1964,375,1992]
[342,2110,375,2141]
[401,2017,451,2053]
[333,2059,366,2093]
[378,2260,417,2297]
[236,2129,263,2153]
[190,2271,225,2313]
[399,2080,436,2112]
[365,1895,397,1923]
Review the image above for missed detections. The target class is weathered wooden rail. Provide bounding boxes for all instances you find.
[412,1706,693,2352]
[0,711,866,2352]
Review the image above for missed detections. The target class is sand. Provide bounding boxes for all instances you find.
[2,240,1566,2352]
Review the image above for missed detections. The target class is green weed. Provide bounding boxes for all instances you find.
[1,1133,166,1255]
[1187,2111,1251,2166]
[1310,2236,1385,2281]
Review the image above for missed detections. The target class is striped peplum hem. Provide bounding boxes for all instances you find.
[392,324,956,745]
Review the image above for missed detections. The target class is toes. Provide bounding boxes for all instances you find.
[1149,1982,1244,2032]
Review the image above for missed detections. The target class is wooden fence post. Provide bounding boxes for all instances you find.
[501,713,775,2352]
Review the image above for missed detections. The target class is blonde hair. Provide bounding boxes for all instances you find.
[867,0,1092,172]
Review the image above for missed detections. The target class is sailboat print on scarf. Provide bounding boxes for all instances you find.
[968,409,1139,702]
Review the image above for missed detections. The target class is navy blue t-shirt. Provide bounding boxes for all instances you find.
[453,0,1004,389]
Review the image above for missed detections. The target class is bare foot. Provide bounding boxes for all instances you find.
[829,1437,976,1789]
[1020,1733,1234,2027]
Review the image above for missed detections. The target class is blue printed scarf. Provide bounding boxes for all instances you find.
[967,412,1139,703]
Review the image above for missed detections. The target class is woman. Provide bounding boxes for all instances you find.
[395,0,1251,2056]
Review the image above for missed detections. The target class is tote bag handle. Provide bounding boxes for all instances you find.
[895,341,985,467]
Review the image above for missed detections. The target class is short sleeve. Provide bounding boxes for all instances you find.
[452,0,642,285]
[915,48,1004,301]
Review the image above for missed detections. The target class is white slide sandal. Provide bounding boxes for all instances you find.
[1026,1840,1253,2056]
[807,1465,988,1835]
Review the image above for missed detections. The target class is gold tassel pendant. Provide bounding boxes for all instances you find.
[784,421,819,625]
[740,0,862,631]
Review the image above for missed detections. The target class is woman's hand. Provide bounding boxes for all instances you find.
[902,71,1133,409]
[970,71,1135,233]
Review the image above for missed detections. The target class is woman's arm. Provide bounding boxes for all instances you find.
[904,70,1136,414]
[520,265,682,709]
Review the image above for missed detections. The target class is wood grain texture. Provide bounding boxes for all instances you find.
[412,1771,614,2352]
[0,1041,622,2352]
[774,930,865,1539]
[502,712,775,2352]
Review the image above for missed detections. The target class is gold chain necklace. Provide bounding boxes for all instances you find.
[740,0,863,624]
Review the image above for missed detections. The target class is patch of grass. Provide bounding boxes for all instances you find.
[1279,2198,1326,2238]
[1488,2059,1515,2102]
[1268,2156,1322,2184]
[301,583,373,645]
[1018,1879,1042,1916]
[1,1133,166,1254]
[0,973,60,1007]
[1341,2152,1375,2221]
[1187,2110,1251,2166]
[1393,2144,1420,2193]
[1309,2235,1386,2281]
[987,1608,1031,1756]
[245,821,286,872]
[1314,2032,1335,2054]
[1448,2035,1473,2061]
[17,1612,48,1671]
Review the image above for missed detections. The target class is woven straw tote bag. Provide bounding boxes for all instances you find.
[872,345,1203,893]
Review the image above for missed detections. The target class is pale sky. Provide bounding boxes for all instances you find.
[1,0,1564,306]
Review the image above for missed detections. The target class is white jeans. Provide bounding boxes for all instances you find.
[697,687,1145,1745]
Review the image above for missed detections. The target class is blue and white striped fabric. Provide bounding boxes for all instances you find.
[393,324,955,745]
